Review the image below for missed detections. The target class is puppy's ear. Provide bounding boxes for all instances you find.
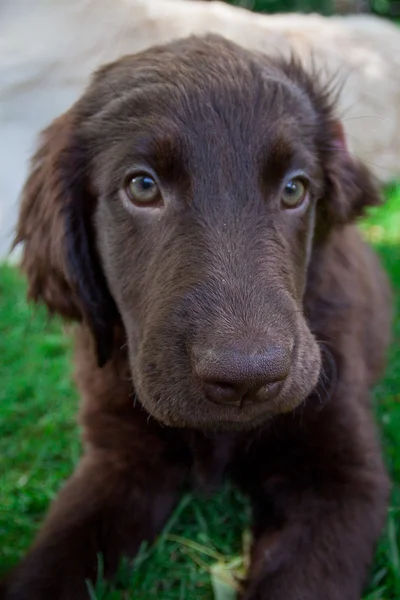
[14,112,118,366]
[322,121,382,225]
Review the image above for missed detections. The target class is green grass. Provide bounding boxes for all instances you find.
[1,187,400,599]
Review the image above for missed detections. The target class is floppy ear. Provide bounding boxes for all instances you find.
[14,112,118,366]
[321,121,382,226]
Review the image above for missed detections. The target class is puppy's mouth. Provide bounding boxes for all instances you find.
[134,330,322,431]
[136,368,315,433]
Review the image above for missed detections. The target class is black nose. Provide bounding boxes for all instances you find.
[192,344,291,405]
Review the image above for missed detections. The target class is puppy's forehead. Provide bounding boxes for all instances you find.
[87,39,318,137]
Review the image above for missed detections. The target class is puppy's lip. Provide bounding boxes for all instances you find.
[202,390,279,422]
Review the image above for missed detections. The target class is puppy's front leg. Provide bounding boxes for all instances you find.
[235,402,389,600]
[3,442,187,600]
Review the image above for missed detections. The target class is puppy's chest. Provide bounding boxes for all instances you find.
[186,431,243,493]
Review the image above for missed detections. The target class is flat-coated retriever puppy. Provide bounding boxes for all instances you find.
[3,34,392,600]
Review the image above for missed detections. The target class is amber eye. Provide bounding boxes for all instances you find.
[281,178,308,209]
[124,174,161,206]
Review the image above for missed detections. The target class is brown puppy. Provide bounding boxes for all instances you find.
[4,35,392,599]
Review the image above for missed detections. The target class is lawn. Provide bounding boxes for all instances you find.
[1,188,400,599]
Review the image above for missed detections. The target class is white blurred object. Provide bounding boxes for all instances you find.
[1,0,400,258]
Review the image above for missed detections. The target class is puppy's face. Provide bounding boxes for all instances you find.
[17,36,380,430]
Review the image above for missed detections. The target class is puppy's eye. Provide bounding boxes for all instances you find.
[281,178,307,209]
[124,174,161,206]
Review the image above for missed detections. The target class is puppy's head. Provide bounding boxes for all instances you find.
[15,35,381,430]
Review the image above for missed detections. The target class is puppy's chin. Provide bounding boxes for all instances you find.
[134,376,320,433]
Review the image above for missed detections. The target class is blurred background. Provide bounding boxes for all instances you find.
[0,1,399,599]
[224,0,397,16]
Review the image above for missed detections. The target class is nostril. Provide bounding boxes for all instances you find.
[203,381,245,406]
[212,381,235,392]
[250,380,284,403]
[192,343,292,405]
